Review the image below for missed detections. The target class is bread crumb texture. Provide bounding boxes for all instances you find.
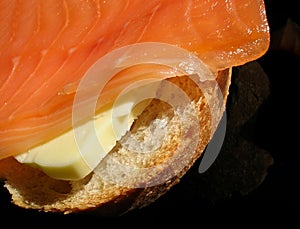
[0,69,231,215]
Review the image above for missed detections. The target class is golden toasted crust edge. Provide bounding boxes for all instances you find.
[0,68,232,216]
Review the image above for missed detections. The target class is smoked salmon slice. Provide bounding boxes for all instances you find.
[0,0,270,159]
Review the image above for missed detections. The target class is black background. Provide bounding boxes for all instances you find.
[1,0,299,227]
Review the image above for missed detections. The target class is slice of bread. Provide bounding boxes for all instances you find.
[0,68,232,216]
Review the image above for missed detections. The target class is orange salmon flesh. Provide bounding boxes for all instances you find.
[0,0,270,159]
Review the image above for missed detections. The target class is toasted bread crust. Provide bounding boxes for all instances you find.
[0,68,231,215]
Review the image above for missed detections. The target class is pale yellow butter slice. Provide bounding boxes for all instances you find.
[15,81,159,181]
[15,107,130,180]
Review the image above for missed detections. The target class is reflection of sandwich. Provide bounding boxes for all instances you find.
[0,0,270,215]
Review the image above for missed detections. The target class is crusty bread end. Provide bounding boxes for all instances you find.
[0,68,232,216]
